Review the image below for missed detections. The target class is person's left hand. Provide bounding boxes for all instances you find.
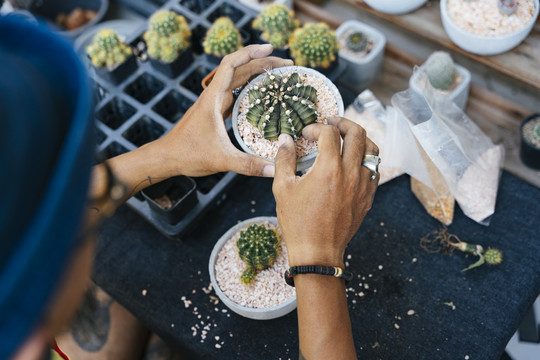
[156,44,293,178]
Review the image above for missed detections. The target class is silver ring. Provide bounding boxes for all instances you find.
[362,154,381,180]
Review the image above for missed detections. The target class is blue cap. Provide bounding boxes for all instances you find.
[0,16,94,358]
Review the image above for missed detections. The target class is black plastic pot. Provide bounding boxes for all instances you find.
[148,46,194,79]
[314,57,340,81]
[142,176,199,225]
[520,113,540,170]
[94,54,138,85]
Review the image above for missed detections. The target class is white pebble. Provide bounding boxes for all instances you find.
[141,289,147,296]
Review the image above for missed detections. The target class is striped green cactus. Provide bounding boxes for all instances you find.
[237,224,280,285]
[246,71,318,140]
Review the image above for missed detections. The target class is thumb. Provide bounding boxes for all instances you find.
[274,134,297,181]
[229,150,275,177]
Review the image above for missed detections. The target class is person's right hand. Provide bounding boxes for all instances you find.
[272,117,379,268]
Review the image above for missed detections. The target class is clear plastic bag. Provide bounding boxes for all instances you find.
[388,68,504,225]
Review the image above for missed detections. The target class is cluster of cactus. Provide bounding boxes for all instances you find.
[345,31,368,53]
[424,51,456,91]
[203,17,243,57]
[289,22,339,69]
[498,0,517,15]
[144,10,191,63]
[87,29,132,68]
[246,71,318,140]
[236,224,281,284]
[252,3,300,49]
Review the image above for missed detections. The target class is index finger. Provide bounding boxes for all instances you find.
[228,57,294,90]
[211,44,274,93]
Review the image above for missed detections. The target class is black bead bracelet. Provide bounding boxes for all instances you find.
[284,265,353,287]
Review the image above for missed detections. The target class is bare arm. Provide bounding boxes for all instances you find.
[273,118,380,360]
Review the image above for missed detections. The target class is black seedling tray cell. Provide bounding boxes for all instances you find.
[87,0,260,238]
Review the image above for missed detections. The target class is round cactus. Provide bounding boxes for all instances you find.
[498,0,517,15]
[424,51,456,91]
[245,71,318,140]
[289,22,339,69]
[86,29,132,68]
[203,17,243,57]
[345,31,368,53]
[237,224,281,284]
[484,248,503,265]
[144,10,191,63]
[252,3,299,49]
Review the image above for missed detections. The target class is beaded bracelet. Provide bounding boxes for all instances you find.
[284,265,353,287]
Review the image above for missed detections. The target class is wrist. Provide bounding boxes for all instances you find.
[287,246,345,269]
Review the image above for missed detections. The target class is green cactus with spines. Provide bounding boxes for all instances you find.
[236,224,281,285]
[484,248,503,265]
[345,31,368,53]
[86,29,132,68]
[424,51,456,91]
[252,3,299,49]
[203,17,243,57]
[498,0,517,16]
[246,71,318,140]
[143,10,191,63]
[289,22,339,69]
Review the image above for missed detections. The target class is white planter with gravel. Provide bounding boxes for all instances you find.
[237,0,292,12]
[232,66,344,172]
[336,20,386,92]
[409,63,471,110]
[441,0,539,55]
[364,0,428,14]
[209,217,297,320]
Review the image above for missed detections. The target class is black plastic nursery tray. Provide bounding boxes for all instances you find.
[85,0,261,239]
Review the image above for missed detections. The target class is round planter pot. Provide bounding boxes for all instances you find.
[209,216,297,320]
[409,63,471,110]
[440,0,539,56]
[520,113,540,169]
[237,0,293,13]
[232,65,344,172]
[336,20,386,92]
[364,0,427,14]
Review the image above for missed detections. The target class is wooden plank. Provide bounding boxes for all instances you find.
[333,0,540,93]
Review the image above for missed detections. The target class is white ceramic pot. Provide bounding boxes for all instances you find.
[336,20,386,92]
[232,66,344,172]
[409,63,471,110]
[364,0,428,14]
[440,0,539,56]
[237,0,293,12]
[208,216,297,320]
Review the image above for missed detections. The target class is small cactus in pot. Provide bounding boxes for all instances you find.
[289,22,339,69]
[203,17,243,58]
[424,51,456,91]
[144,10,191,63]
[252,3,299,49]
[498,0,518,15]
[236,224,281,284]
[345,30,368,53]
[246,71,318,140]
[87,29,132,69]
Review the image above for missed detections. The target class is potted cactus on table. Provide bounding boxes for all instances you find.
[203,17,244,65]
[86,29,137,85]
[209,217,296,320]
[409,51,471,110]
[143,10,192,78]
[252,3,299,58]
[289,22,340,79]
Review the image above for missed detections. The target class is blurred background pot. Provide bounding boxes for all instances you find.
[364,0,428,15]
[520,113,540,169]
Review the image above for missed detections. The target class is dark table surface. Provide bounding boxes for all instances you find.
[94,171,540,360]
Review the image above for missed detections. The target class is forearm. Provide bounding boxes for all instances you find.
[295,275,356,360]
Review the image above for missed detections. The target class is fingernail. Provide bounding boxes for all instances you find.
[278,134,290,146]
[262,165,275,177]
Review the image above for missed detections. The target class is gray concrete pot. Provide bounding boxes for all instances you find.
[336,20,386,92]
[208,216,297,320]
[232,65,344,172]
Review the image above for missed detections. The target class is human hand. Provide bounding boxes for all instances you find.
[272,117,379,267]
[156,44,293,178]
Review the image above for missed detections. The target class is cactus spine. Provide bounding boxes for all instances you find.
[345,31,368,53]
[424,51,456,91]
[236,224,280,284]
[87,29,132,68]
[144,10,191,63]
[289,22,339,69]
[246,71,318,140]
[498,0,517,15]
[252,3,299,49]
[203,17,243,57]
